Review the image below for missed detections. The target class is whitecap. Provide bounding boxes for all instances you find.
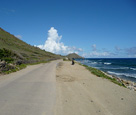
[130,68,136,71]
[107,71,136,78]
[104,62,111,65]
[91,62,97,64]
[107,71,117,75]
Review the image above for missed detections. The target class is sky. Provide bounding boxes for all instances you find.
[0,0,136,58]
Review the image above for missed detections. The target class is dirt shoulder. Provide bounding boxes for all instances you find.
[55,61,136,115]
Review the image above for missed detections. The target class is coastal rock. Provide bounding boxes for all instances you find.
[127,85,134,91]
[116,77,122,82]
[123,80,129,85]
[104,71,136,91]
[134,87,136,91]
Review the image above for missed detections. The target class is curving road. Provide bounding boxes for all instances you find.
[0,60,61,115]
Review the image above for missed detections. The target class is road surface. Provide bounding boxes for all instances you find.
[0,60,61,115]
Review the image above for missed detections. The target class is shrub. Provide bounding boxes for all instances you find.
[3,57,14,63]
[0,48,14,63]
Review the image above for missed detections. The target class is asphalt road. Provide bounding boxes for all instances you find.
[0,60,61,115]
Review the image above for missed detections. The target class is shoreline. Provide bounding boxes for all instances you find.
[104,71,136,91]
[76,58,136,83]
[76,61,136,91]
[55,61,136,115]
[104,71,136,83]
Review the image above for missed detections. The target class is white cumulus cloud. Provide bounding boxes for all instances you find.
[37,27,82,55]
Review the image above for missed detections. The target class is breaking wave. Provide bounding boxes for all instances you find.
[107,71,136,78]
[104,62,111,65]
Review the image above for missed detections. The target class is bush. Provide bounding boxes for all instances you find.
[0,48,14,63]
[0,48,12,58]
[3,57,14,63]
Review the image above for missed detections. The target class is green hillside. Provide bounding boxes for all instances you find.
[0,28,62,64]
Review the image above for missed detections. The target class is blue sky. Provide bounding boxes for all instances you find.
[0,0,136,58]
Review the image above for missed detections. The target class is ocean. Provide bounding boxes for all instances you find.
[76,58,136,82]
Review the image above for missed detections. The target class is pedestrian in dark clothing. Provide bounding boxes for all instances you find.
[72,58,75,65]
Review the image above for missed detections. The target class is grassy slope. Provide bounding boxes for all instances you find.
[81,64,126,87]
[0,28,62,62]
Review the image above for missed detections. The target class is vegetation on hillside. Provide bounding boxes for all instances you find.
[0,48,15,63]
[0,28,62,74]
[0,28,62,62]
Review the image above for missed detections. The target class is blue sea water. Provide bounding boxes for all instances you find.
[76,58,136,82]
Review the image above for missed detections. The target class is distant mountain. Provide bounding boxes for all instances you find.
[67,53,84,60]
[0,28,62,64]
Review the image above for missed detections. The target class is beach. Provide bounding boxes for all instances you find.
[55,61,136,115]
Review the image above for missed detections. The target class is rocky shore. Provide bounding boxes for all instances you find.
[109,75,136,91]
[101,71,136,91]
[75,60,136,91]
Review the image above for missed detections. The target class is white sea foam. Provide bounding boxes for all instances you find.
[107,71,118,75]
[91,62,97,64]
[104,62,111,65]
[107,71,136,78]
[130,68,136,71]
